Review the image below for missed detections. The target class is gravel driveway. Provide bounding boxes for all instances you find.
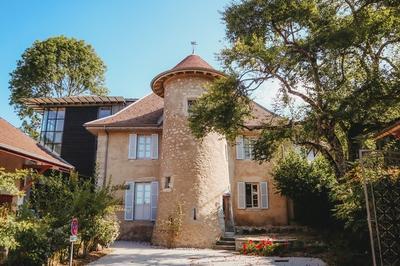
[89,241,326,266]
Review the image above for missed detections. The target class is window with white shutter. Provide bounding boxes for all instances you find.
[128,134,159,160]
[236,136,244,160]
[151,134,159,159]
[237,182,246,209]
[260,182,269,209]
[150,181,159,221]
[124,182,135,220]
[128,134,137,159]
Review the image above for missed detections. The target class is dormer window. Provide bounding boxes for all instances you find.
[98,106,112,118]
[187,99,196,113]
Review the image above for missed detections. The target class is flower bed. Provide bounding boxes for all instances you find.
[239,239,286,256]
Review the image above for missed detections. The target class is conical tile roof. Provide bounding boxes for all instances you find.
[151,54,224,97]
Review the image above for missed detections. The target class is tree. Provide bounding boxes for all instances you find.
[9,36,108,137]
[189,0,400,178]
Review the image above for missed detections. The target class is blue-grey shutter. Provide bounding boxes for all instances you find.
[124,182,135,220]
[151,134,158,159]
[237,182,246,209]
[260,182,269,209]
[150,181,159,221]
[128,134,137,159]
[236,136,244,160]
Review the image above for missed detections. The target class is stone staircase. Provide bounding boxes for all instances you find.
[214,232,236,251]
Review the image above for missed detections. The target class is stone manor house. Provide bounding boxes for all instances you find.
[27,54,291,248]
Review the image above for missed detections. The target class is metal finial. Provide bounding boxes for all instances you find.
[191,41,197,54]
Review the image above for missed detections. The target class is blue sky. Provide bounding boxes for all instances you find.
[0,0,278,128]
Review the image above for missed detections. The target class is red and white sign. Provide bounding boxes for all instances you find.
[71,218,78,236]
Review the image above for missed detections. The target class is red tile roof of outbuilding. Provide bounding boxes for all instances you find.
[171,54,215,71]
[0,118,73,171]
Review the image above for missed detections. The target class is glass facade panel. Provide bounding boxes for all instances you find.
[40,108,65,154]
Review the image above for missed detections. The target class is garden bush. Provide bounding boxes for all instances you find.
[240,239,280,256]
[6,171,120,265]
[273,151,338,228]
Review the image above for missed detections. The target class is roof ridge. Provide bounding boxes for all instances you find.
[84,92,154,127]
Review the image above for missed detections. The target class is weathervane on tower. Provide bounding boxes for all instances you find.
[191,41,197,54]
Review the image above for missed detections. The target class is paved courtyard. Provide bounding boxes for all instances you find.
[90,241,326,266]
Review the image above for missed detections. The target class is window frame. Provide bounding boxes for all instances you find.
[39,107,65,154]
[245,182,260,208]
[98,106,112,118]
[243,137,255,160]
[136,135,152,159]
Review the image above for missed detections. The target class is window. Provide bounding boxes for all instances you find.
[40,108,65,154]
[187,99,196,113]
[124,181,159,221]
[164,176,172,189]
[98,106,112,118]
[137,135,152,159]
[236,136,255,160]
[243,138,254,160]
[237,181,268,209]
[128,134,158,160]
[245,183,259,208]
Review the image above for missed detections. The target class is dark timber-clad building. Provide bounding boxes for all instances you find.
[25,96,136,178]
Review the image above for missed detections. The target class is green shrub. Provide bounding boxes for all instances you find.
[273,151,338,228]
[6,171,120,264]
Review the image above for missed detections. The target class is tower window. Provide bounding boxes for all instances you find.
[187,99,197,112]
[164,176,172,189]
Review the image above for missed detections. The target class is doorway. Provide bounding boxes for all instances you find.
[134,183,151,220]
[223,194,234,232]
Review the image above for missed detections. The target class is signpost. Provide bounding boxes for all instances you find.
[69,218,78,266]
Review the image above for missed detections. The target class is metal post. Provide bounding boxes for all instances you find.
[69,242,73,266]
[360,150,377,266]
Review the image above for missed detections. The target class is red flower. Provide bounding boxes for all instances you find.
[256,243,262,250]
[248,240,253,244]
[242,243,247,250]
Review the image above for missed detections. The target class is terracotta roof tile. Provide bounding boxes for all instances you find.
[0,118,73,170]
[172,54,215,71]
[85,93,164,128]
[84,92,276,130]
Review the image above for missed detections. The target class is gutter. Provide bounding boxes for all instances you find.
[103,126,110,187]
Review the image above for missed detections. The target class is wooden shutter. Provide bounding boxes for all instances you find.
[128,134,137,159]
[124,182,135,220]
[237,182,246,209]
[150,181,159,221]
[260,182,269,209]
[236,136,244,160]
[151,134,158,159]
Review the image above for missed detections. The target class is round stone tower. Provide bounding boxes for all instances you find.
[151,54,230,248]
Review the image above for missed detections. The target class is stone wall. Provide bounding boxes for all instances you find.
[152,75,230,248]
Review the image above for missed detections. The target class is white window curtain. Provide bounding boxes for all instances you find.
[124,182,135,220]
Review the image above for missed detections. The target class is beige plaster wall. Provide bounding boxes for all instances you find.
[152,75,230,248]
[227,142,288,226]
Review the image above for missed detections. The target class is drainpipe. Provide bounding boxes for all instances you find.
[102,126,110,187]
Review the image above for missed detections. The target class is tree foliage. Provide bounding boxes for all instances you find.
[9,36,108,137]
[4,171,120,265]
[189,0,400,177]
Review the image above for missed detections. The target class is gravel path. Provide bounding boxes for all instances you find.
[89,241,326,266]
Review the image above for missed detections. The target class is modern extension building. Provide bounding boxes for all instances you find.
[25,96,136,178]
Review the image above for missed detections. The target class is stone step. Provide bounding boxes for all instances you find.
[220,237,235,242]
[213,244,236,251]
[216,240,235,246]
